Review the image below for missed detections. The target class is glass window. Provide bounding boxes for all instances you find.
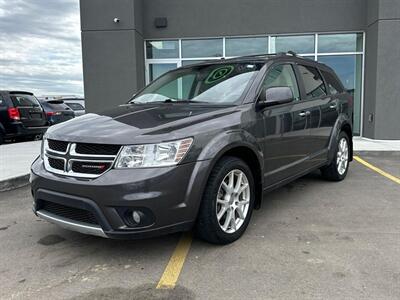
[318,33,363,53]
[263,64,300,101]
[10,94,40,107]
[146,40,179,59]
[297,65,327,99]
[225,37,268,57]
[0,96,4,106]
[149,63,177,81]
[270,35,314,54]
[182,39,223,58]
[318,55,362,134]
[134,63,263,104]
[66,103,85,111]
[321,70,344,95]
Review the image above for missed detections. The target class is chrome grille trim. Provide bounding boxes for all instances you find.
[43,140,121,179]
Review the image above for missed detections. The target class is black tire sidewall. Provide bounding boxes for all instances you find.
[199,157,255,243]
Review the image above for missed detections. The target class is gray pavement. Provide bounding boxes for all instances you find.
[0,155,399,299]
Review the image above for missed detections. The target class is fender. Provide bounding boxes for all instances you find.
[197,129,264,171]
[327,113,353,163]
[193,129,264,209]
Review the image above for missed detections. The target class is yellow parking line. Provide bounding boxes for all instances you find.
[156,232,193,289]
[354,156,400,185]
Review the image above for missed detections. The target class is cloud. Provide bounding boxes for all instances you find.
[0,0,83,96]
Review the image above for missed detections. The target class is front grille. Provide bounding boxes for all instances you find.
[44,140,118,178]
[75,143,121,155]
[40,201,99,225]
[48,157,64,170]
[71,161,112,175]
[48,139,68,152]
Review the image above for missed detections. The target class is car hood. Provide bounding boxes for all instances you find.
[46,103,239,144]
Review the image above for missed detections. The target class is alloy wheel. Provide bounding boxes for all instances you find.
[216,169,250,234]
[336,137,349,175]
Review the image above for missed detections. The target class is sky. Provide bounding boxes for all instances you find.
[0,0,83,96]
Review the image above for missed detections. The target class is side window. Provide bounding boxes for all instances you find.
[321,70,344,95]
[262,64,300,101]
[298,65,327,99]
[0,95,4,106]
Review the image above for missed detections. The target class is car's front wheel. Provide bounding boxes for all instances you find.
[195,156,255,244]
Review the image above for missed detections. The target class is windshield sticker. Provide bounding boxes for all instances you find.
[205,65,234,84]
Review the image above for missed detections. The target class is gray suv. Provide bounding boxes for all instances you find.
[31,53,353,244]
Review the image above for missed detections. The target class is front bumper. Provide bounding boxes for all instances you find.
[30,157,211,239]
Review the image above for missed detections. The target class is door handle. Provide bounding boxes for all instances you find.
[298,111,310,117]
[329,103,337,109]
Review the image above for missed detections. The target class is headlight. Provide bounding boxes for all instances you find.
[114,138,193,168]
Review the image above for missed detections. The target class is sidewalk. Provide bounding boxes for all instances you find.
[0,141,41,191]
[0,138,399,192]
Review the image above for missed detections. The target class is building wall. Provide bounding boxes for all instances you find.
[143,0,366,38]
[364,0,400,139]
[80,0,144,113]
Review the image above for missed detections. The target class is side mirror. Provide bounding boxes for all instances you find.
[258,86,294,108]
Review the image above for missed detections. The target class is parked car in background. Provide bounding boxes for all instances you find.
[62,98,86,116]
[39,99,75,125]
[0,91,48,144]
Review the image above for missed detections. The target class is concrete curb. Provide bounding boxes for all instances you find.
[0,174,30,192]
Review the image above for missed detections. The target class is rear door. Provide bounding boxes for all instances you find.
[296,64,329,165]
[9,93,47,127]
[261,63,311,186]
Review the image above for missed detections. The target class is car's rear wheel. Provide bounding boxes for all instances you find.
[0,132,4,145]
[321,131,350,181]
[195,156,255,244]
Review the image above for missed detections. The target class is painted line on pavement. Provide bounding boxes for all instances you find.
[354,155,400,185]
[156,232,193,289]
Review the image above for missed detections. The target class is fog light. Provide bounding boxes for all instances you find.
[132,211,141,224]
[117,207,155,228]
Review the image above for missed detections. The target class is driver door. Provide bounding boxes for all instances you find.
[260,63,311,187]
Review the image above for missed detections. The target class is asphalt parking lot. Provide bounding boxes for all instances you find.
[1,153,399,300]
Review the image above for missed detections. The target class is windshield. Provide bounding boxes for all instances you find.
[133,62,263,105]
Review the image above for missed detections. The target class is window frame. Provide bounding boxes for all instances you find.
[255,61,302,105]
[295,63,328,101]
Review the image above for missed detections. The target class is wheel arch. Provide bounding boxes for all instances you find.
[328,114,353,163]
[197,131,264,210]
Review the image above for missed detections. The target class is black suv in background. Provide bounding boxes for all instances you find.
[0,91,48,144]
[39,99,75,125]
[31,53,353,244]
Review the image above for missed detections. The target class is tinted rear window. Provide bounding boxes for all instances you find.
[66,103,84,110]
[298,65,327,99]
[11,94,40,107]
[321,70,344,95]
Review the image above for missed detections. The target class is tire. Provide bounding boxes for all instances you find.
[321,131,350,181]
[195,156,255,245]
[0,132,4,145]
